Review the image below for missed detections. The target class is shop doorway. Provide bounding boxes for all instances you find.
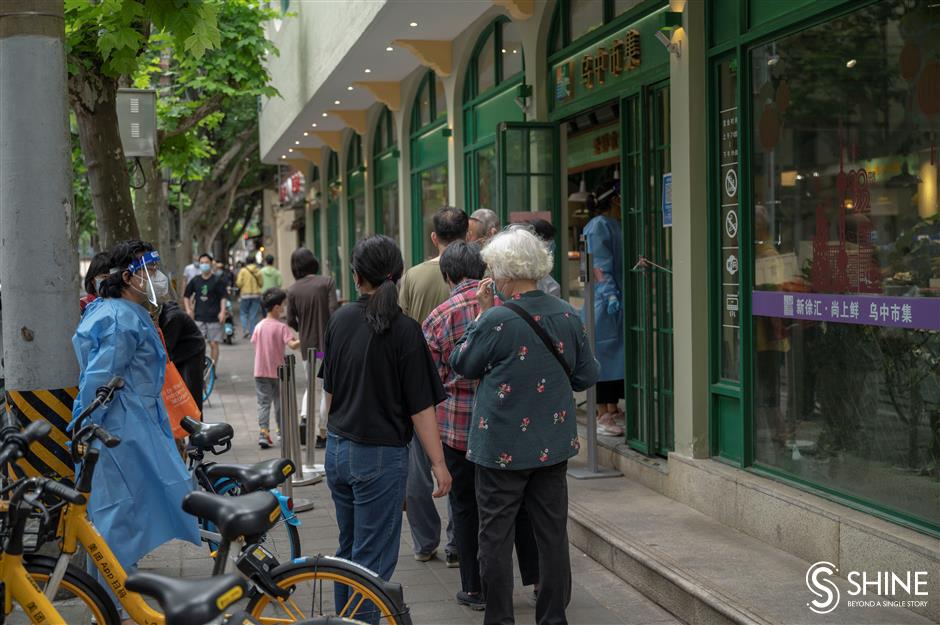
[559,87,674,456]
[495,83,673,456]
[622,82,673,456]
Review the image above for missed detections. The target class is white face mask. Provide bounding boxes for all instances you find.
[152,270,169,298]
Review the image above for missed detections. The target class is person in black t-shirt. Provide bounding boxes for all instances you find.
[319,235,452,621]
[183,253,228,366]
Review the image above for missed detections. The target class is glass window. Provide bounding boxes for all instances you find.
[570,0,604,42]
[418,81,431,128]
[419,164,449,260]
[477,29,496,95]
[476,144,497,210]
[749,1,940,528]
[434,74,447,121]
[501,20,524,80]
[377,183,400,242]
[613,0,643,16]
[717,59,740,381]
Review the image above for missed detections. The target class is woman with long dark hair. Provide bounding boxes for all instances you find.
[319,235,452,620]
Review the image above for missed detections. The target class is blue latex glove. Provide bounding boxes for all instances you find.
[606,295,621,315]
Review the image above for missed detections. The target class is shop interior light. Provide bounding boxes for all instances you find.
[334,100,341,104]
[322,112,328,117]
[409,21,418,27]
[303,132,309,136]
[347,86,354,91]
[312,123,318,127]
[767,54,780,66]
[294,140,300,144]
[364,68,372,73]
[281,155,286,159]
[386,46,394,52]
[288,148,294,152]
[502,48,507,53]
[568,178,589,203]
[846,59,857,68]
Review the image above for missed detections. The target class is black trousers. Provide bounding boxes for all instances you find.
[476,461,571,625]
[176,353,204,412]
[444,446,539,596]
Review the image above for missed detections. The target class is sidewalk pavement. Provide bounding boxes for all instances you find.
[139,339,682,625]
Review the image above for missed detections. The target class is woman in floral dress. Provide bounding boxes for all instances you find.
[451,228,599,625]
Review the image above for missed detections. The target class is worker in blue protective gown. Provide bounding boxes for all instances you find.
[72,240,199,619]
[582,178,626,437]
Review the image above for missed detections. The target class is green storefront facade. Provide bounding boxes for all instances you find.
[706,0,939,535]
[291,0,937,538]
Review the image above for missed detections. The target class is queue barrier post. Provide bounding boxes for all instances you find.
[568,235,622,481]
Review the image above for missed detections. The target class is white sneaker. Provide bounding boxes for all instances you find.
[596,414,624,437]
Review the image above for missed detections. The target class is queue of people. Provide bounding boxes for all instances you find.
[72,183,618,625]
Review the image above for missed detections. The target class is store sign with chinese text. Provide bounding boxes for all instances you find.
[554,30,639,107]
[551,10,668,112]
[752,291,940,331]
[566,122,619,172]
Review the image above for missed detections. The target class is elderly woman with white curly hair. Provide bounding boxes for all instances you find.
[450,227,599,625]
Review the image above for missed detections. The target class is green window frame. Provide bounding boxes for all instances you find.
[463,17,526,212]
[308,165,321,260]
[548,0,663,57]
[346,133,365,296]
[326,150,341,292]
[705,0,940,536]
[409,70,449,264]
[372,107,400,240]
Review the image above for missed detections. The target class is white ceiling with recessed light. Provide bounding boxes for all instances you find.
[260,0,494,164]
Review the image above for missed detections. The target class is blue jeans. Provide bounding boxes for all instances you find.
[239,296,261,336]
[326,433,408,623]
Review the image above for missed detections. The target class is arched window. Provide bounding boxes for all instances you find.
[548,0,645,56]
[372,106,399,242]
[463,17,526,211]
[345,133,365,295]
[308,165,321,260]
[326,150,341,289]
[409,70,449,263]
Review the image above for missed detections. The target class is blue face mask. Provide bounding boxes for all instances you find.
[200,263,212,274]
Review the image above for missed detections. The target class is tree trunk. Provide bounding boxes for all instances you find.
[134,157,164,245]
[71,74,139,248]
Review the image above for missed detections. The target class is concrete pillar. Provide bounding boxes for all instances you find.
[0,0,80,391]
[669,0,710,459]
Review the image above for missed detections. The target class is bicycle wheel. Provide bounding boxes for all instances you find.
[246,557,412,625]
[17,555,122,625]
[203,356,216,401]
[203,478,302,562]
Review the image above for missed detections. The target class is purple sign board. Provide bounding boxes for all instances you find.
[752,291,940,331]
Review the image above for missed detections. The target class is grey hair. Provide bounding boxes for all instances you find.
[481,227,553,281]
[470,208,499,234]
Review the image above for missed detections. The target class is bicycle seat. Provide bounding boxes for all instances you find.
[183,490,280,541]
[205,458,296,493]
[183,418,234,451]
[125,572,246,625]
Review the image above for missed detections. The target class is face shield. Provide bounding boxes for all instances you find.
[127,250,169,307]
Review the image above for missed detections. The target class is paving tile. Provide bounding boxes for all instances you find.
[135,341,682,625]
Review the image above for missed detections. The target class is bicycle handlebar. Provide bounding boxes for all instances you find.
[0,419,52,468]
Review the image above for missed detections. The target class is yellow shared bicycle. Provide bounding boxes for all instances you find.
[16,379,413,625]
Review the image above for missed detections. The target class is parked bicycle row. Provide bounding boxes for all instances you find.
[1,376,405,624]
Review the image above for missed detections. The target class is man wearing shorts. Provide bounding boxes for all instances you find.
[184,253,228,366]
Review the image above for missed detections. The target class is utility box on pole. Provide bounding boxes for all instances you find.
[116,88,157,158]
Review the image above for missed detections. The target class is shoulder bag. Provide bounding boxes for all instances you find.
[502,302,572,380]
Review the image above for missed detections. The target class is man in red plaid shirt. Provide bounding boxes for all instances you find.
[422,240,489,610]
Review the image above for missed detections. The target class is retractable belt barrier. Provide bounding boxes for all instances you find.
[278,355,320,513]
